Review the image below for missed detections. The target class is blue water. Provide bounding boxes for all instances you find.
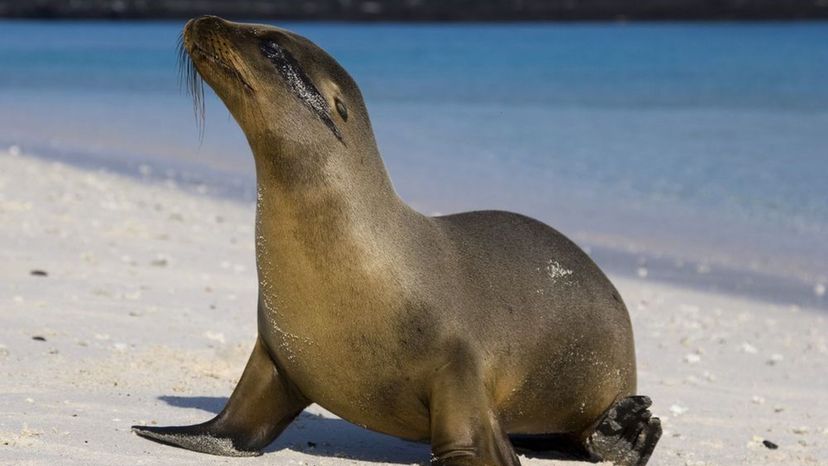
[1,20,827,305]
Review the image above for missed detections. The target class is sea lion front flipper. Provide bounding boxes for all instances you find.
[132,337,309,456]
[429,345,520,466]
[582,395,662,466]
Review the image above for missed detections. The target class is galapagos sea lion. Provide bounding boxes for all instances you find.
[132,16,662,465]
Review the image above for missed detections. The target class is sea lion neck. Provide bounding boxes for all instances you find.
[250,139,414,264]
[248,136,403,212]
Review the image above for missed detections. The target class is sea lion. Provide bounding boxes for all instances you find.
[132,16,662,465]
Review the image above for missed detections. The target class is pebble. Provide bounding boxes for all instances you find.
[204,331,226,344]
[740,342,758,354]
[762,439,778,449]
[29,270,48,277]
[751,396,765,405]
[150,258,168,267]
[684,353,701,364]
[123,290,141,301]
[669,404,688,416]
[32,336,46,342]
[766,353,784,366]
[792,426,809,435]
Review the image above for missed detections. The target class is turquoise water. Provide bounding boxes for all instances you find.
[1,20,827,305]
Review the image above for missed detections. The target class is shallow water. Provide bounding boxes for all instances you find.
[1,20,827,307]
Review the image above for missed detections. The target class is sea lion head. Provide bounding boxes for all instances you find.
[181,16,379,186]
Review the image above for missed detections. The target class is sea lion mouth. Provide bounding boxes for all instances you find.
[260,40,343,143]
[189,43,254,93]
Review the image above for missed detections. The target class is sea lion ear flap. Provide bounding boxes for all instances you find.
[132,338,308,456]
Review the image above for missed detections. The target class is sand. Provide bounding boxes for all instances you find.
[1,149,826,465]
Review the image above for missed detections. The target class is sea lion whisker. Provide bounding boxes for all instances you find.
[177,34,206,139]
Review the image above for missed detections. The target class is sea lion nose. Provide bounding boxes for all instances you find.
[194,15,224,25]
[188,15,229,34]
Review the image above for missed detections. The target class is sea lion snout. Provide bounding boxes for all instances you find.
[183,15,248,59]
[181,16,261,102]
[182,15,224,49]
[184,15,229,37]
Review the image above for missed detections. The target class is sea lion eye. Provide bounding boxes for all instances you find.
[335,98,348,121]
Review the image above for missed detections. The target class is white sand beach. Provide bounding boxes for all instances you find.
[1,149,826,465]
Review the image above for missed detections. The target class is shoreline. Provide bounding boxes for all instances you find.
[1,150,826,464]
[8,144,826,313]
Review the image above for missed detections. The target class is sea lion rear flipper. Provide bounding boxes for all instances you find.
[582,395,662,466]
[132,337,309,456]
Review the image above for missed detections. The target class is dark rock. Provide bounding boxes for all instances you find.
[762,439,778,449]
[32,336,47,341]
[30,270,48,277]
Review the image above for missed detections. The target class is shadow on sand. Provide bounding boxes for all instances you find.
[158,395,429,464]
[158,395,589,464]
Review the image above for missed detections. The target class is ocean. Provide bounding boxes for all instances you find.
[1,20,826,308]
